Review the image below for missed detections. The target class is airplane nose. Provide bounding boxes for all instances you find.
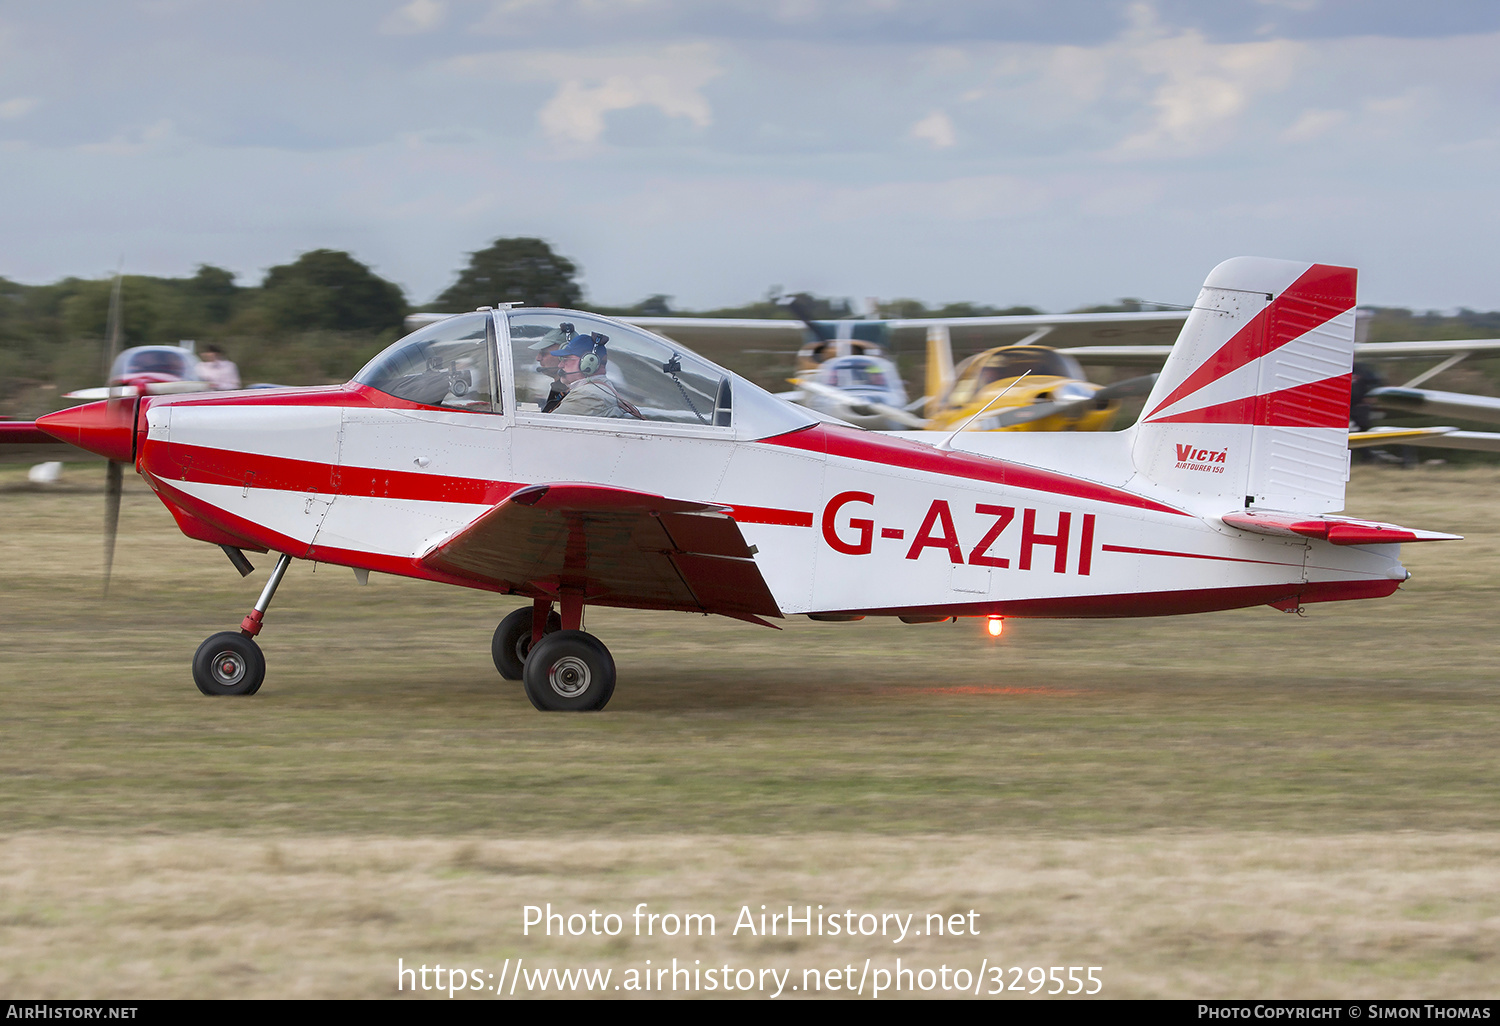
[37,398,138,463]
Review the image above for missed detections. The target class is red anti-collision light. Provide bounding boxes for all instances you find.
[36,398,138,463]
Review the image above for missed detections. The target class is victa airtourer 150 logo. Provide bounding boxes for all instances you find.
[1175,442,1227,474]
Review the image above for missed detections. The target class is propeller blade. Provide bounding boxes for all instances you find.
[103,459,122,597]
[104,270,123,378]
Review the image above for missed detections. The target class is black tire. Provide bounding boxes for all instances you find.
[492,606,563,680]
[192,632,266,696]
[522,631,616,712]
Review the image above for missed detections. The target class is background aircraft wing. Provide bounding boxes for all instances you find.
[1348,426,1500,452]
[1056,339,1500,368]
[626,311,1190,353]
[1366,386,1500,425]
[0,420,81,464]
[881,311,1187,351]
[419,482,782,621]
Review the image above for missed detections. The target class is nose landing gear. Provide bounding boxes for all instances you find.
[191,552,291,696]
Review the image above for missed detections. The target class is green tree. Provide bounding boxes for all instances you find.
[259,250,406,332]
[434,237,582,310]
[187,265,239,324]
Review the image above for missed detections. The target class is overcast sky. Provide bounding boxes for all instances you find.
[1,0,1497,312]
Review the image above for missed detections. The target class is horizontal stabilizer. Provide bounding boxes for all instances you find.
[1221,509,1460,545]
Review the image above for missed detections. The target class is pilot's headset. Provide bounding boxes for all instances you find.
[565,332,609,375]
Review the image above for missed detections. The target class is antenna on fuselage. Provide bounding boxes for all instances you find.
[935,371,1031,451]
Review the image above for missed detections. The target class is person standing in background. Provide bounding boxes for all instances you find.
[196,345,241,390]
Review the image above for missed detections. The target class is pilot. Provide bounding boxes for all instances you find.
[549,333,643,419]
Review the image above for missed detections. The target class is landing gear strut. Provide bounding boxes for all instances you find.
[513,589,616,711]
[191,552,291,696]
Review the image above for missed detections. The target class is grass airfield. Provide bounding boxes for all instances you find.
[1,462,1498,999]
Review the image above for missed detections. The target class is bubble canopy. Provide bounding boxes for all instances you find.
[355,309,815,439]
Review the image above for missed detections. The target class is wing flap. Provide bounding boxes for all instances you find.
[1221,509,1460,545]
[421,482,782,618]
[668,553,782,618]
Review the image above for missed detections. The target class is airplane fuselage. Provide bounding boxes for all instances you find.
[138,383,1406,620]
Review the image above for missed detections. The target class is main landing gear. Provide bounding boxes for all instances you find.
[496,594,616,711]
[191,552,291,697]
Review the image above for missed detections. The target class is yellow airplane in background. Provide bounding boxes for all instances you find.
[920,326,1158,434]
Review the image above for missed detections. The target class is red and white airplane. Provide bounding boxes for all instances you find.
[22,257,1458,711]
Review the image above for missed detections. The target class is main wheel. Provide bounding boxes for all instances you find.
[521,631,616,712]
[192,632,266,696]
[492,607,563,680]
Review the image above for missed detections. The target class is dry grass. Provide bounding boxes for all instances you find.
[1,832,1497,999]
[1,461,1498,997]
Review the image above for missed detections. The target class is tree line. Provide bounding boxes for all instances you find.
[2,236,1496,418]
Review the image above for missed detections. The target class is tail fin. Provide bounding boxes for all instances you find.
[1131,257,1357,513]
[924,325,954,420]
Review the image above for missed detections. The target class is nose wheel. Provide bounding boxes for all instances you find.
[192,632,266,695]
[522,630,616,711]
[191,551,291,697]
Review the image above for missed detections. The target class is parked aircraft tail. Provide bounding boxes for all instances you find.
[1130,257,1357,514]
[924,325,954,420]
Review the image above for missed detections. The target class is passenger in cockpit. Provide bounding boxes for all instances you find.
[549,333,644,419]
[529,322,574,413]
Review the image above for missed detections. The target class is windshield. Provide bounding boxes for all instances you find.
[353,312,500,412]
[113,347,193,380]
[509,310,730,427]
[975,346,1085,385]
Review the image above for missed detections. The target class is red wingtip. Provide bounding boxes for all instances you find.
[36,399,137,463]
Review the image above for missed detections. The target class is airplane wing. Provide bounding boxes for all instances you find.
[880,311,1188,351]
[0,420,81,463]
[419,482,782,622]
[1348,426,1500,453]
[627,311,1191,353]
[1062,339,1500,369]
[1366,386,1500,426]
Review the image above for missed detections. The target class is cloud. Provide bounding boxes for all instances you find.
[0,97,38,120]
[1281,107,1345,143]
[909,110,956,148]
[380,0,446,35]
[1111,19,1302,157]
[495,43,724,145]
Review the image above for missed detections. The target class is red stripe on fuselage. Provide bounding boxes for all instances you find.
[725,504,814,527]
[144,441,520,506]
[1099,543,1300,568]
[762,423,1187,516]
[148,477,514,593]
[823,577,1398,620]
